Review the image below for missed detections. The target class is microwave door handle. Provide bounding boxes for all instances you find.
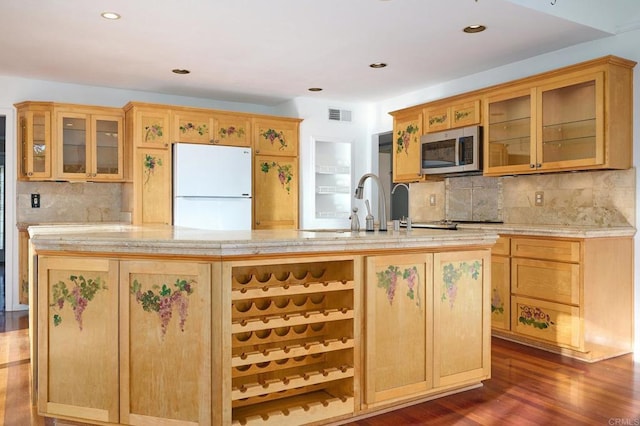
[455,137,461,166]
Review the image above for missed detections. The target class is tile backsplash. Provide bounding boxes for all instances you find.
[410,168,635,227]
[16,181,131,224]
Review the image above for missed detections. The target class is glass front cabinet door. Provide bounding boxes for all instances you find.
[484,87,535,175]
[16,102,52,180]
[56,108,124,181]
[537,73,603,170]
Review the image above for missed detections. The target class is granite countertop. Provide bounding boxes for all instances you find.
[455,222,636,238]
[27,224,499,257]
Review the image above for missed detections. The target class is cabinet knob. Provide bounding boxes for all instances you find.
[536,163,542,168]
[529,164,536,169]
[27,172,33,176]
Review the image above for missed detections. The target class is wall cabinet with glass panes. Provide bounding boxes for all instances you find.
[16,102,53,180]
[56,107,124,181]
[483,56,634,176]
[15,102,125,182]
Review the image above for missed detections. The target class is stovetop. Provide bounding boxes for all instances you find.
[404,220,503,230]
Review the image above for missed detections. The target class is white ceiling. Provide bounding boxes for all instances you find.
[1,0,639,106]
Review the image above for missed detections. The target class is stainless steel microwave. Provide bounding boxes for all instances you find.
[420,125,482,175]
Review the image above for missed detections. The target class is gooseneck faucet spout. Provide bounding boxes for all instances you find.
[391,183,411,230]
[354,173,387,231]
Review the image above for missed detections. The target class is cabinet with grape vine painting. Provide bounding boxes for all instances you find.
[36,256,212,425]
[364,253,434,406]
[364,249,490,406]
[37,256,120,423]
[390,107,423,183]
[252,116,299,157]
[119,259,212,425]
[432,250,491,387]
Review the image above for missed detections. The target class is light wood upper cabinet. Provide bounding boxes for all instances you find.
[253,154,298,229]
[214,113,251,147]
[55,107,124,181]
[253,117,299,156]
[484,56,635,176]
[16,102,125,182]
[172,110,216,144]
[484,86,535,174]
[16,102,52,180]
[129,106,172,149]
[424,99,480,133]
[424,105,450,133]
[391,108,423,183]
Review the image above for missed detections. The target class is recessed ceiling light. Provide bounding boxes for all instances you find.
[463,24,486,33]
[308,87,323,92]
[172,69,191,75]
[369,63,387,69]
[100,11,121,20]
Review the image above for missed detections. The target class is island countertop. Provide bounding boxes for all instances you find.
[27,224,499,257]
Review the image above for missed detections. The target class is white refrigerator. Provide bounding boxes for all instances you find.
[173,143,252,230]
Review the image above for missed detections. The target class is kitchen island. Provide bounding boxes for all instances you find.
[28,224,497,426]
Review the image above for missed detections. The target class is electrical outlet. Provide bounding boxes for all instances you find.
[535,191,544,206]
[429,194,437,206]
[31,193,41,208]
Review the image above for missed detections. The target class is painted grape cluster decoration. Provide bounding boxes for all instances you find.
[396,124,419,155]
[441,261,481,309]
[260,128,287,149]
[50,275,108,331]
[131,278,195,338]
[261,161,293,193]
[376,265,420,307]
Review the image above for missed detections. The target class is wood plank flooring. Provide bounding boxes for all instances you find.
[1,310,639,425]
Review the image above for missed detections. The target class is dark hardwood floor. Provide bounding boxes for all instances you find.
[1,310,639,425]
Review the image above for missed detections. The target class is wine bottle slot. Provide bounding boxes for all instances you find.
[233,301,252,313]
[293,324,308,334]
[255,329,271,339]
[274,298,290,309]
[310,294,325,304]
[255,299,271,310]
[275,326,290,336]
[234,332,252,342]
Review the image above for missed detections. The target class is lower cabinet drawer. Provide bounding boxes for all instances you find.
[511,296,581,349]
[511,257,580,305]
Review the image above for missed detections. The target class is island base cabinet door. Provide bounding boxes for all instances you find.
[120,260,212,426]
[37,257,119,423]
[364,253,433,405]
[433,250,491,388]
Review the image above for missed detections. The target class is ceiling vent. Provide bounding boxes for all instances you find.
[328,108,352,122]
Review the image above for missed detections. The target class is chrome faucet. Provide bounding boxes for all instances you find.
[354,173,387,231]
[391,183,411,230]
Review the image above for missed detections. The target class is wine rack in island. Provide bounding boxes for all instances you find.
[228,259,359,425]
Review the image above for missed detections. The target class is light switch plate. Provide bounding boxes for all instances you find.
[31,193,40,208]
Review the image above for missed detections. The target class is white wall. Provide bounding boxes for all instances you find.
[372,28,640,359]
[277,98,375,229]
